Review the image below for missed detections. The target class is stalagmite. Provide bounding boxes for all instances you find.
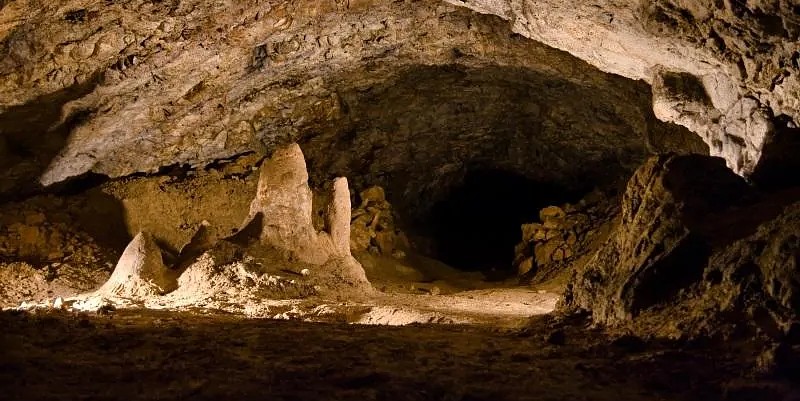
[327,177,352,258]
[95,232,175,299]
[245,143,328,265]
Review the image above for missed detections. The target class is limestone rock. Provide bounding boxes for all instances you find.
[349,185,407,257]
[561,154,754,325]
[539,206,566,221]
[246,144,327,265]
[449,0,800,177]
[514,189,619,281]
[0,0,696,206]
[95,232,175,299]
[702,202,800,334]
[326,177,352,258]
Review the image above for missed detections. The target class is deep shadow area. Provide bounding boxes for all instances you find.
[750,116,800,190]
[0,73,100,200]
[1,309,793,401]
[303,63,698,224]
[426,169,585,273]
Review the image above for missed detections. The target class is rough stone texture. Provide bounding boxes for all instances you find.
[100,158,260,255]
[562,154,754,325]
[0,0,699,202]
[96,232,175,299]
[349,186,409,257]
[242,143,355,267]
[449,0,800,176]
[326,177,352,258]
[699,201,800,338]
[514,190,619,283]
[245,143,329,265]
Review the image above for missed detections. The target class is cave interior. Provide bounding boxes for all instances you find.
[1,0,799,400]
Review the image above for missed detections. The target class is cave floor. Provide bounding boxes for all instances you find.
[2,310,794,401]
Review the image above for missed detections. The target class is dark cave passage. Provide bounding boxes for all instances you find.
[425,169,585,274]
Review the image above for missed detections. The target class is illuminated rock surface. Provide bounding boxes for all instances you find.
[0,1,799,399]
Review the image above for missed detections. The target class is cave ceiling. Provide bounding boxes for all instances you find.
[1,0,796,200]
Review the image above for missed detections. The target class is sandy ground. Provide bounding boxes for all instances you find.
[2,309,798,401]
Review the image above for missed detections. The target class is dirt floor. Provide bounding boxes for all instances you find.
[2,309,798,401]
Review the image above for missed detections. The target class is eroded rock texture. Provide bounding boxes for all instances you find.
[562,153,800,340]
[0,0,699,203]
[514,191,619,283]
[450,0,800,176]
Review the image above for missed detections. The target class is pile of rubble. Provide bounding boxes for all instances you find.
[513,190,619,283]
[349,186,410,258]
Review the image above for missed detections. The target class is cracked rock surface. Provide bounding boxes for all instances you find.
[0,0,700,199]
[449,0,800,176]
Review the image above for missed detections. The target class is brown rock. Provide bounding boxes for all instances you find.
[561,154,755,325]
[539,206,566,221]
[518,257,534,276]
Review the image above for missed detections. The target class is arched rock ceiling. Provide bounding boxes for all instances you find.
[448,0,800,175]
[1,0,707,197]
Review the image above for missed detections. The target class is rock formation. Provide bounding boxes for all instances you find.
[449,0,799,178]
[327,177,352,258]
[514,192,618,282]
[242,143,353,265]
[349,186,409,257]
[562,153,799,341]
[95,231,175,299]
[245,143,328,264]
[0,0,700,207]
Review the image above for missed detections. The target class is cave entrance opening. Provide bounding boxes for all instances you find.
[424,169,584,277]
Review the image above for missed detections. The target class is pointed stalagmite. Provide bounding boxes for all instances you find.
[96,232,175,299]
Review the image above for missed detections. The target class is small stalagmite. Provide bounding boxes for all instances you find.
[327,177,352,258]
[95,232,176,299]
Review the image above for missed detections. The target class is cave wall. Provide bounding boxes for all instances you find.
[448,0,800,176]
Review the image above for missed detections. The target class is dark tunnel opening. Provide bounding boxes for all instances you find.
[425,169,585,275]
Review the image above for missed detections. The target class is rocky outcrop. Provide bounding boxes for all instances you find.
[514,191,618,282]
[449,0,799,177]
[562,154,754,325]
[562,153,800,341]
[95,232,175,299]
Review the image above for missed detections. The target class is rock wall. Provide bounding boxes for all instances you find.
[562,153,800,341]
[448,0,799,177]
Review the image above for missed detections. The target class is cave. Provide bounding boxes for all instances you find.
[426,169,583,274]
[1,0,800,400]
